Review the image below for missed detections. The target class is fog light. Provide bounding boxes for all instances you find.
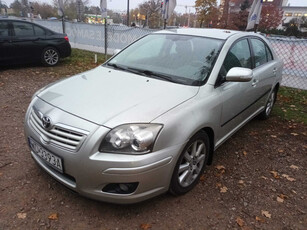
[102,182,138,194]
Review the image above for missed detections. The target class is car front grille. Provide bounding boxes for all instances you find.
[29,108,87,151]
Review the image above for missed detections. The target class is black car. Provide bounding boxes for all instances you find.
[0,19,71,66]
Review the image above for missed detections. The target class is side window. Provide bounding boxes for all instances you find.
[0,21,9,36]
[13,22,34,37]
[222,39,252,74]
[265,45,273,62]
[34,25,46,36]
[251,39,267,67]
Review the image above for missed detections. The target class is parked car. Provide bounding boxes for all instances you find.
[24,28,283,204]
[0,19,71,66]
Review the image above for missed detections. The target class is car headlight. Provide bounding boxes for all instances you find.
[99,124,163,154]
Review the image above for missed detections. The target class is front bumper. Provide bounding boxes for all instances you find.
[24,98,184,204]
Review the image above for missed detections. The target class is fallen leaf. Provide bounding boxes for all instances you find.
[279,194,288,199]
[261,210,271,219]
[278,149,284,153]
[200,174,205,182]
[261,176,268,180]
[243,151,247,156]
[282,174,296,182]
[236,217,245,227]
[140,223,152,230]
[48,213,58,220]
[238,180,244,184]
[255,216,265,222]
[17,213,27,219]
[290,133,299,136]
[271,135,277,138]
[216,165,226,170]
[220,186,228,193]
[270,171,280,179]
[216,183,222,187]
[290,165,299,170]
[277,196,284,203]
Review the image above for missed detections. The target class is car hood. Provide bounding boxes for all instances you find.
[38,66,199,128]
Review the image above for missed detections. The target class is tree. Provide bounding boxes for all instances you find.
[52,0,89,21]
[258,4,283,30]
[195,0,217,28]
[31,2,56,19]
[10,0,30,17]
[137,0,162,28]
[285,18,300,36]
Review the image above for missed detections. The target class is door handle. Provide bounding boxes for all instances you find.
[252,79,259,87]
[273,67,277,75]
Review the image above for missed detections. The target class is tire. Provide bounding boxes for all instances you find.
[41,47,59,66]
[170,131,210,195]
[258,88,277,120]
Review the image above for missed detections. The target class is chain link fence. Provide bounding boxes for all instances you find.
[32,19,307,90]
[268,37,307,90]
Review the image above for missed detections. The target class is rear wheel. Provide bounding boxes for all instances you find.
[170,131,209,195]
[259,88,277,120]
[42,47,59,66]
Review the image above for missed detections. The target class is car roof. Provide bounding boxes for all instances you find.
[154,28,247,40]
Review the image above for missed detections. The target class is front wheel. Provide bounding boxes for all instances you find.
[170,131,209,195]
[41,47,59,66]
[259,89,277,120]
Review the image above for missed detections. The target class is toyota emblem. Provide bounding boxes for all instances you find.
[42,116,52,129]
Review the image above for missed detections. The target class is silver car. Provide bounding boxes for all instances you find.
[24,29,283,204]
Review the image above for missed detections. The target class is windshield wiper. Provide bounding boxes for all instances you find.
[106,63,146,75]
[106,63,127,71]
[128,68,179,83]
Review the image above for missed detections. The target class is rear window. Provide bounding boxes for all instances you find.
[34,25,46,36]
[13,22,34,37]
[0,21,9,36]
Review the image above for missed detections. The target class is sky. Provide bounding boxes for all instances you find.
[2,0,307,13]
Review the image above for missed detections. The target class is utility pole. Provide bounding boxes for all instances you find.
[127,0,129,26]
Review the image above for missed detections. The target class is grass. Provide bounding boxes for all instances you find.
[61,48,111,72]
[273,87,307,124]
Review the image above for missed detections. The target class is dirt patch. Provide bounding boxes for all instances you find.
[0,63,306,230]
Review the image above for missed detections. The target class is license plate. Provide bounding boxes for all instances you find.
[28,137,63,173]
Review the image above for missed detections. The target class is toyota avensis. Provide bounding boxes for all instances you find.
[24,29,283,204]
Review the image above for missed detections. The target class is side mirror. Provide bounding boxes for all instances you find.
[226,67,253,82]
[113,49,121,56]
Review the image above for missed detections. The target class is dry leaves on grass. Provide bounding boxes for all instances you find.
[216,165,225,170]
[290,165,299,170]
[282,174,296,182]
[255,216,265,223]
[199,174,206,182]
[236,217,245,227]
[270,171,280,179]
[17,213,27,219]
[140,223,152,230]
[215,165,226,176]
[243,151,247,156]
[261,210,271,219]
[277,196,284,203]
[220,186,228,193]
[48,213,58,220]
[290,133,299,136]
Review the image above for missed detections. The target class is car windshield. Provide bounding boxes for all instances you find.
[106,34,223,86]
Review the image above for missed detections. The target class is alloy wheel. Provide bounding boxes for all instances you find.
[178,140,206,187]
[44,49,59,65]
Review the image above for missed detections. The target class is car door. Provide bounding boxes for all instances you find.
[215,38,260,141]
[10,21,41,62]
[0,20,13,63]
[249,38,278,101]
